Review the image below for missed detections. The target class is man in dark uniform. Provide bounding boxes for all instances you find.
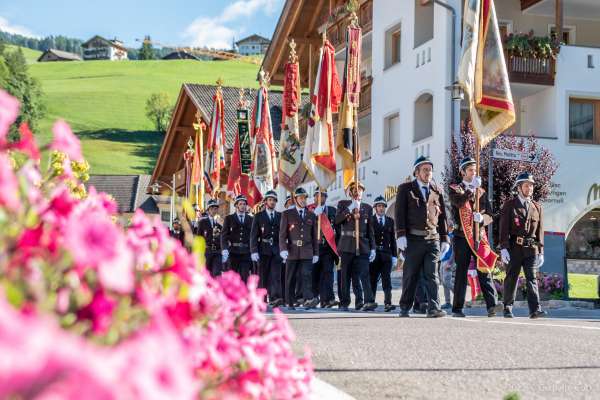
[500,172,547,319]
[396,156,449,318]
[221,195,253,283]
[250,190,284,307]
[195,199,223,277]
[448,157,502,318]
[370,196,398,312]
[311,189,339,308]
[335,182,378,312]
[279,187,319,310]
[169,218,185,246]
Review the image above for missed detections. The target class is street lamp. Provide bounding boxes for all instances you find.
[445,81,464,101]
[150,174,177,230]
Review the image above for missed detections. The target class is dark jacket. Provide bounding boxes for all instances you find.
[335,200,375,255]
[395,180,449,242]
[195,216,222,253]
[499,196,544,256]
[279,207,318,260]
[372,215,398,257]
[448,182,493,238]
[169,229,184,246]
[250,209,281,256]
[221,213,253,255]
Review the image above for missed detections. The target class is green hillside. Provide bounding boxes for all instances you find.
[29,59,260,174]
[5,44,42,64]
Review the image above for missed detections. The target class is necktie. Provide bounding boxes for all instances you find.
[240,214,244,224]
[379,217,383,226]
[299,210,304,220]
[269,212,274,223]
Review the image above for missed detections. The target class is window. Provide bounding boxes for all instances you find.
[414,0,434,48]
[384,113,400,152]
[414,93,433,142]
[549,24,576,45]
[358,115,371,160]
[498,20,513,40]
[384,23,401,69]
[569,98,600,144]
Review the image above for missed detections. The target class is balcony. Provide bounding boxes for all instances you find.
[505,50,556,86]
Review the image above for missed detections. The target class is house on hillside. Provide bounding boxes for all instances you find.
[235,34,270,56]
[81,35,128,61]
[37,49,82,62]
[162,50,201,61]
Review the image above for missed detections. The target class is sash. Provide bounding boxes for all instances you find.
[459,196,498,273]
[237,108,252,175]
[308,204,339,257]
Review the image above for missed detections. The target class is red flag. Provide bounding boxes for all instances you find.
[250,86,277,194]
[308,203,338,257]
[205,88,226,194]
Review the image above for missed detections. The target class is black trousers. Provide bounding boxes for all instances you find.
[285,259,314,306]
[399,236,441,312]
[413,274,428,309]
[258,253,283,301]
[340,253,374,307]
[503,247,541,314]
[312,251,335,302]
[452,235,498,312]
[370,251,393,305]
[229,253,251,283]
[205,252,222,277]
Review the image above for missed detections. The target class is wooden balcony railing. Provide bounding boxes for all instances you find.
[505,50,556,86]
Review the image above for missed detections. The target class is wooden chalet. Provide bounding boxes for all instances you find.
[37,49,82,62]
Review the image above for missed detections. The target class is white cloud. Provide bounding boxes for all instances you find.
[182,0,280,49]
[0,16,38,38]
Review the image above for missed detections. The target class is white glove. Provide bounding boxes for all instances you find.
[280,251,288,261]
[399,252,405,262]
[251,252,260,262]
[349,200,360,212]
[222,249,229,263]
[472,176,482,188]
[468,269,478,278]
[536,254,544,268]
[369,250,376,263]
[314,206,324,216]
[440,242,450,258]
[501,249,510,264]
[392,257,398,267]
[397,236,407,251]
[473,212,483,223]
[312,255,319,264]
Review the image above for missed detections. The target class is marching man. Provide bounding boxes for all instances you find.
[195,199,223,277]
[448,157,502,318]
[279,187,320,310]
[395,156,449,318]
[499,172,547,319]
[221,195,254,283]
[370,195,398,312]
[250,190,284,307]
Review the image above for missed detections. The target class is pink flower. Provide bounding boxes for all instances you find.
[0,90,19,145]
[51,119,82,162]
[10,123,40,161]
[77,290,116,334]
[0,154,20,212]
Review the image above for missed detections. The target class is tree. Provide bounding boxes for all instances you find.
[443,119,559,242]
[138,36,156,60]
[145,93,172,133]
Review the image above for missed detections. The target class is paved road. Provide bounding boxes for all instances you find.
[279,277,600,400]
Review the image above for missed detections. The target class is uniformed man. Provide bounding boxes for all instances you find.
[221,195,253,283]
[335,182,378,312]
[279,187,320,310]
[448,157,502,318]
[195,199,223,277]
[169,218,185,246]
[311,189,339,308]
[500,172,547,319]
[370,196,398,312]
[396,156,449,318]
[284,195,294,210]
[250,190,284,307]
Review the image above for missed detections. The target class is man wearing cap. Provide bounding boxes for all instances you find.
[500,172,547,319]
[335,182,378,312]
[250,190,284,307]
[395,156,449,318]
[195,199,223,277]
[284,195,294,210]
[279,187,320,309]
[221,195,254,283]
[169,218,185,246]
[370,195,398,312]
[448,157,502,318]
[311,189,340,308]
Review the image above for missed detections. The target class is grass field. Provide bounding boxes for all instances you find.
[27,58,260,174]
[5,44,42,64]
[568,273,599,299]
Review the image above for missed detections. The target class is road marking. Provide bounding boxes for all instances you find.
[448,316,600,331]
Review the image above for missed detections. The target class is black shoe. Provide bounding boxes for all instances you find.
[412,306,426,314]
[441,303,452,310]
[452,311,466,318]
[271,298,284,308]
[384,304,397,312]
[325,300,339,308]
[287,306,296,311]
[362,302,378,311]
[339,305,349,312]
[488,304,503,317]
[399,310,410,318]
[427,310,447,318]
[304,298,319,309]
[529,310,547,319]
[355,302,364,311]
[503,309,514,318]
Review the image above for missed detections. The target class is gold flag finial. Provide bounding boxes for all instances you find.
[288,39,298,63]
[238,88,246,107]
[187,136,194,151]
[216,77,223,87]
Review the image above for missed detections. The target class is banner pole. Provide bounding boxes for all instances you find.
[354,108,360,256]
[474,134,481,249]
[317,190,322,240]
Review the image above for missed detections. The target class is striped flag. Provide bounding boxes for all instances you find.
[204,87,226,194]
[190,120,204,208]
[251,85,277,194]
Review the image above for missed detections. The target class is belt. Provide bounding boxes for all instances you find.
[293,240,305,247]
[260,237,276,245]
[231,243,249,248]
[408,229,429,236]
[208,245,219,251]
[341,231,366,238]
[376,245,388,251]
[511,236,538,247]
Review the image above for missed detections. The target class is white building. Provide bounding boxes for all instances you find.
[235,34,271,56]
[81,35,128,61]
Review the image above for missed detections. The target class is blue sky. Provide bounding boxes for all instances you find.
[0,0,283,49]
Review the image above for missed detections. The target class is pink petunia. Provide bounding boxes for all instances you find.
[0,90,19,145]
[0,154,20,212]
[51,119,83,161]
[11,123,41,161]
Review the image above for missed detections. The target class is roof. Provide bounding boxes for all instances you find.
[85,174,159,214]
[162,51,201,60]
[38,49,82,61]
[82,35,128,51]
[236,34,271,46]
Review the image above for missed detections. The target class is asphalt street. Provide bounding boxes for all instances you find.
[279,280,600,400]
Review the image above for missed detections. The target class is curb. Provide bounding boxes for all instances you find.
[469,299,596,309]
[310,378,355,400]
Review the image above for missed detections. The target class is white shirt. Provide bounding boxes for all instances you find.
[237,213,246,223]
[296,206,305,218]
[462,180,476,190]
[518,195,532,210]
[377,214,385,226]
[266,209,275,221]
[416,179,430,200]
